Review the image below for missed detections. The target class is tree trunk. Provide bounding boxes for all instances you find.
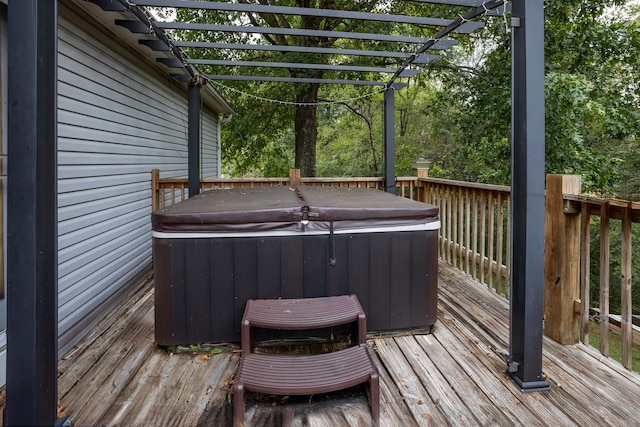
[295,84,319,177]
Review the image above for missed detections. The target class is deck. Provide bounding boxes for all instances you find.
[4,261,640,426]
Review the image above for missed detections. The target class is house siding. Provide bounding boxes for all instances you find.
[56,6,220,355]
[202,107,220,178]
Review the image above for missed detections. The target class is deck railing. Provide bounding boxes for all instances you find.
[151,169,638,371]
[562,191,640,370]
[418,178,511,297]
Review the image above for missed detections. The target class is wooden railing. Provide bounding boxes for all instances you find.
[562,191,640,370]
[151,169,638,370]
[418,178,511,296]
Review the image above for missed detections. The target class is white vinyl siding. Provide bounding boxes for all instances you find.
[202,107,220,178]
[56,7,220,354]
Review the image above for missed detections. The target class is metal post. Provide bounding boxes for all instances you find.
[188,80,201,198]
[6,1,63,425]
[507,0,550,392]
[383,86,396,194]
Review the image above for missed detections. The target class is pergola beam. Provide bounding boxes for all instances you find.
[134,0,448,27]
[133,0,486,30]
[203,74,396,87]
[154,21,483,43]
[189,59,421,77]
[167,40,448,61]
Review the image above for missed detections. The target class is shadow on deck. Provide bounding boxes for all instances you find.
[4,261,640,426]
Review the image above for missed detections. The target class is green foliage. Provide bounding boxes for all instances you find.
[588,321,640,372]
[316,89,384,177]
[217,82,296,176]
[426,0,639,194]
[544,72,621,191]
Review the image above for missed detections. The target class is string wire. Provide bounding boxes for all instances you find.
[206,77,380,106]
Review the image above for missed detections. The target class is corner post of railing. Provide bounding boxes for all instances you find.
[289,168,301,186]
[543,174,582,344]
[151,169,160,212]
[412,158,431,202]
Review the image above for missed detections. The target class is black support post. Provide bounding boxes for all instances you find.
[188,80,201,198]
[383,86,396,194]
[507,0,550,392]
[6,1,62,425]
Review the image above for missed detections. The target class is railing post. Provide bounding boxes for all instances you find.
[289,169,301,186]
[151,169,160,211]
[412,158,431,202]
[543,174,581,344]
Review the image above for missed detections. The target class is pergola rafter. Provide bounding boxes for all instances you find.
[114,0,503,86]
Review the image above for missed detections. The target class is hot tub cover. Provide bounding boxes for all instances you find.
[152,186,440,235]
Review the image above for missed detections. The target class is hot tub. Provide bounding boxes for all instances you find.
[152,186,440,345]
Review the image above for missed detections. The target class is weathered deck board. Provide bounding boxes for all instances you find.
[411,333,516,426]
[374,337,448,426]
[395,335,479,426]
[366,345,421,427]
[58,274,156,421]
[439,263,640,424]
[2,261,640,427]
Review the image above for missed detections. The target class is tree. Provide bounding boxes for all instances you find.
[175,0,404,177]
[171,0,467,177]
[427,0,639,195]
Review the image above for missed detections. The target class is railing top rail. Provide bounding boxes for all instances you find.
[419,177,511,193]
[156,177,189,183]
[301,177,384,183]
[563,193,640,223]
[202,177,289,183]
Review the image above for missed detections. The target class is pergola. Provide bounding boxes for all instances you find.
[6,1,547,425]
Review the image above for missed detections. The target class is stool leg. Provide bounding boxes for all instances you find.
[233,383,245,427]
[281,407,294,427]
[241,319,251,354]
[370,372,380,426]
[357,313,366,345]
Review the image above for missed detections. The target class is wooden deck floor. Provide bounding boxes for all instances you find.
[4,261,640,426]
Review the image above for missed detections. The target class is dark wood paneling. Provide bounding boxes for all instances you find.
[154,229,439,344]
[411,232,433,326]
[185,238,211,343]
[256,237,282,299]
[233,238,258,338]
[303,235,327,298]
[153,239,174,345]
[369,233,391,330]
[347,234,371,318]
[390,233,412,329]
[326,235,350,296]
[425,232,439,325]
[209,239,236,341]
[169,240,187,344]
[280,237,304,298]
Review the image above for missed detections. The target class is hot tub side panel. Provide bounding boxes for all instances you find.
[153,229,437,345]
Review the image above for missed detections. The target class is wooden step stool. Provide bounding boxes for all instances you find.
[240,294,367,354]
[233,295,379,426]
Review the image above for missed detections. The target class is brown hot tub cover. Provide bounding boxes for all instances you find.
[152,186,440,234]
